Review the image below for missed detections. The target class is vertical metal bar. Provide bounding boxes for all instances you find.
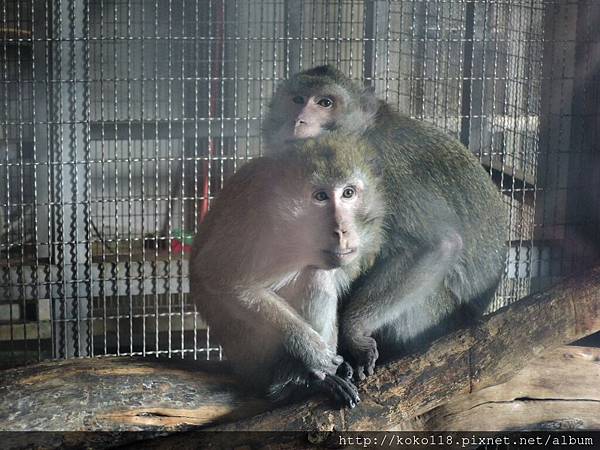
[82,0,92,357]
[99,0,108,356]
[410,1,425,116]
[363,0,375,86]
[529,0,544,302]
[257,0,265,153]
[519,3,541,297]
[476,2,489,160]
[431,0,441,123]
[112,0,121,356]
[44,0,56,358]
[488,2,506,306]
[140,0,148,358]
[232,0,239,175]
[51,0,67,358]
[126,0,134,356]
[244,0,251,164]
[504,0,526,302]
[153,0,160,358]
[192,0,200,359]
[284,0,302,76]
[459,0,475,147]
[335,1,342,65]
[503,0,519,299]
[179,0,186,358]
[217,0,225,220]
[324,0,330,62]
[167,0,174,358]
[348,0,356,78]
[67,0,80,357]
[382,0,394,102]
[16,0,28,357]
[31,0,42,361]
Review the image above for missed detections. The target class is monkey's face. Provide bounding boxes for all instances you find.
[304,180,367,270]
[264,85,356,149]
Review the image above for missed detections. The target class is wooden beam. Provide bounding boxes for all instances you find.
[409,345,600,431]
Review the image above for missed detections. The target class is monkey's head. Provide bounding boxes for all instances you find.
[263,65,380,151]
[278,135,385,272]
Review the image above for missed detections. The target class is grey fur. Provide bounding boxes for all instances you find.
[190,134,385,405]
[263,66,507,379]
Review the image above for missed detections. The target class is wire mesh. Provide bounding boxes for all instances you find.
[0,0,597,367]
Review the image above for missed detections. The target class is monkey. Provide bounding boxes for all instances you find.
[189,134,385,407]
[263,65,507,380]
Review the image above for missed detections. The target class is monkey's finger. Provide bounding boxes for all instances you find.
[332,355,344,365]
[366,363,375,377]
[354,365,367,381]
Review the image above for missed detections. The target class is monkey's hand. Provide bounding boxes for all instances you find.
[304,347,344,381]
[345,333,379,381]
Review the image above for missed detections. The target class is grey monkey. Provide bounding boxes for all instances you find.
[263,65,507,379]
[190,134,385,406]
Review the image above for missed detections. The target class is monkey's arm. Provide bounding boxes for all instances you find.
[200,283,360,408]
[341,233,462,379]
[204,280,344,380]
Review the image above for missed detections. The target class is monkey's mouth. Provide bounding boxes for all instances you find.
[322,248,357,267]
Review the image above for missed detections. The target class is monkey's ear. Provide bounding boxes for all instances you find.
[359,86,379,116]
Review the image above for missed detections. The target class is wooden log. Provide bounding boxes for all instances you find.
[0,358,268,432]
[1,266,600,446]
[405,345,600,430]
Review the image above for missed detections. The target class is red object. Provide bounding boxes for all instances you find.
[171,239,192,254]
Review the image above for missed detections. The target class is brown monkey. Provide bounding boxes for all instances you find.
[190,134,385,407]
[263,65,507,380]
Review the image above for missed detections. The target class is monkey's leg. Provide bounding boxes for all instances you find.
[341,233,463,380]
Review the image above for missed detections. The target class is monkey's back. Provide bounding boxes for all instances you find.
[365,106,507,305]
[189,158,307,384]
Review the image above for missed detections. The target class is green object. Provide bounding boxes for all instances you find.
[171,229,195,245]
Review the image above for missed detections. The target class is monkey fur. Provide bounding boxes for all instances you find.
[263,65,507,380]
[190,134,385,407]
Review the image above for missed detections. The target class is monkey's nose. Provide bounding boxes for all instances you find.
[333,228,348,242]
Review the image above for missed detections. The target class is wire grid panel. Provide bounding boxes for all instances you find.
[1,0,597,366]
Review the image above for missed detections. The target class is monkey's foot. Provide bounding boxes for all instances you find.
[348,335,379,381]
[313,374,361,409]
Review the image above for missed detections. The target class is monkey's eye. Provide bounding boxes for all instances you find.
[342,187,355,199]
[317,97,334,108]
[292,95,305,105]
[314,191,329,202]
